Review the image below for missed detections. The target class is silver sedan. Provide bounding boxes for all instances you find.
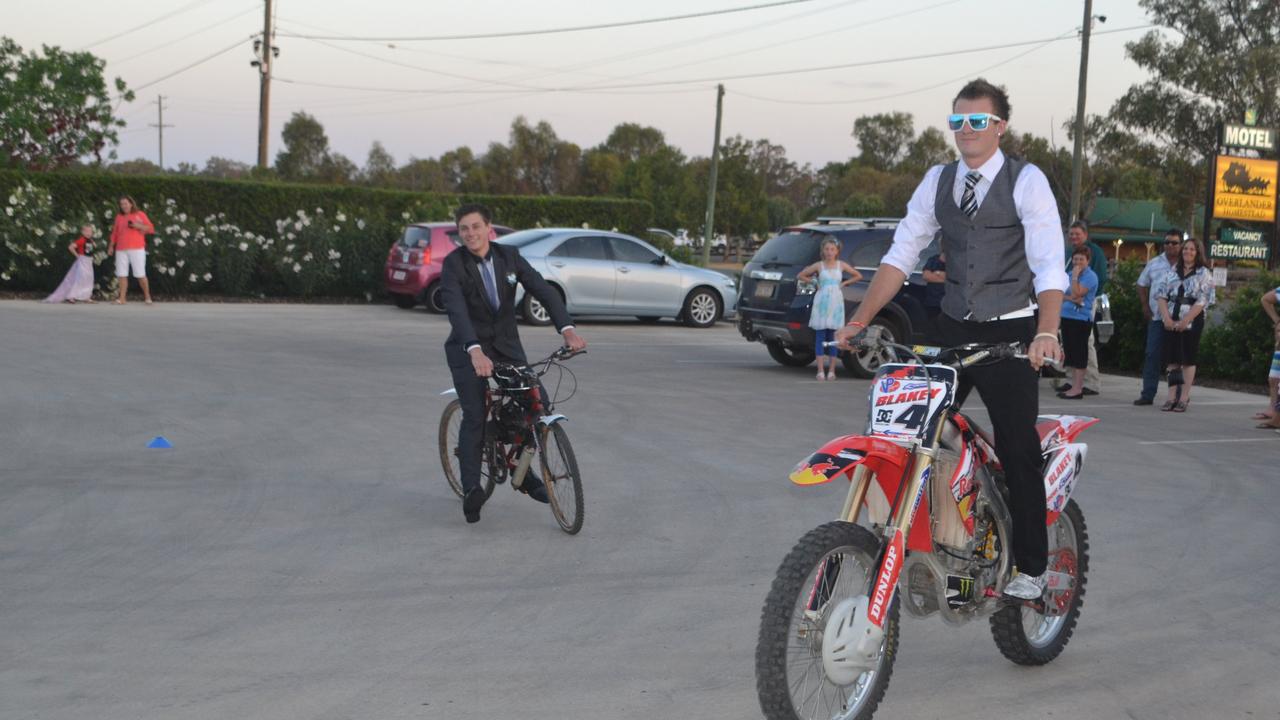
[499,229,738,328]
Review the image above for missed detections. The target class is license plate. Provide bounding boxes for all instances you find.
[754,281,775,298]
[391,270,406,281]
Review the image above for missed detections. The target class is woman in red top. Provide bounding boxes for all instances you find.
[43,224,98,303]
[107,195,155,305]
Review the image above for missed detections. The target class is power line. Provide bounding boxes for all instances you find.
[110,4,260,65]
[132,36,257,92]
[272,24,1155,96]
[729,28,1077,106]
[81,0,221,50]
[275,0,827,42]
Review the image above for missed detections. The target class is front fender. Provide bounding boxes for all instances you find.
[789,435,911,486]
[539,414,567,427]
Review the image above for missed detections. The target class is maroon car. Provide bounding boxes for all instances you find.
[385,221,513,311]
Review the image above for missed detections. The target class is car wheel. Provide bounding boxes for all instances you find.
[522,292,554,326]
[392,293,416,309]
[842,317,900,378]
[766,341,815,367]
[682,288,721,328]
[425,282,446,313]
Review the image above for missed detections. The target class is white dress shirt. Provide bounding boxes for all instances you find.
[881,149,1070,308]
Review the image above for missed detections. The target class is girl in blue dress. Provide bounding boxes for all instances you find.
[797,238,862,380]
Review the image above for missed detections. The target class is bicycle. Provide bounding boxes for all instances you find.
[438,346,586,534]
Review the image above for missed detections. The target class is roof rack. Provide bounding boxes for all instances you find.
[810,216,902,228]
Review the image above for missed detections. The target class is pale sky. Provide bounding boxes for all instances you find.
[11,0,1161,171]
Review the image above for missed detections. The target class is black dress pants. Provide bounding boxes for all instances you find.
[448,349,525,495]
[937,313,1048,577]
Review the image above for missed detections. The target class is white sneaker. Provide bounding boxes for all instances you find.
[1004,572,1047,600]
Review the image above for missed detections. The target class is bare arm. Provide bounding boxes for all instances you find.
[839,262,863,286]
[835,264,907,345]
[1262,290,1279,325]
[1138,286,1152,322]
[796,262,820,282]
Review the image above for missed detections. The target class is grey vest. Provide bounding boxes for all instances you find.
[935,157,1035,322]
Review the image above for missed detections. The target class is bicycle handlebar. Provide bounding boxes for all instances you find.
[824,338,1062,370]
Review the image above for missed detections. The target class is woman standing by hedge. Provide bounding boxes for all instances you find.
[107,196,154,305]
[1057,245,1098,400]
[1154,238,1215,412]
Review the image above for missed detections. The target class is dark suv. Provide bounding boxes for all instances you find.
[737,217,941,377]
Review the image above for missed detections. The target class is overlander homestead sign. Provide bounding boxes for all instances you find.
[1212,156,1277,223]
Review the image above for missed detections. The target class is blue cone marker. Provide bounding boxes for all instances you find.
[147,436,173,449]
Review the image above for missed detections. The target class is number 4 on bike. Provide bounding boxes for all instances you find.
[756,339,1094,720]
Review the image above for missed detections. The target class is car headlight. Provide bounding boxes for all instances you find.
[796,279,817,295]
[722,275,737,289]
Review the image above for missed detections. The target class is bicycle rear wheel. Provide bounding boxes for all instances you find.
[438,399,496,499]
[539,423,583,534]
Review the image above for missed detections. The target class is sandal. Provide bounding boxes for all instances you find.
[826,371,836,381]
[816,370,826,380]
[112,299,125,305]
[1160,401,1175,412]
[1172,401,1188,413]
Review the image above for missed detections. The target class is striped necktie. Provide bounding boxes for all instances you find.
[961,171,981,217]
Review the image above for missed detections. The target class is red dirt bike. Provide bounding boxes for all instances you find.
[755,340,1095,720]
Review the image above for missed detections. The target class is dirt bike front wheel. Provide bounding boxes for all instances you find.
[990,498,1089,665]
[756,521,898,720]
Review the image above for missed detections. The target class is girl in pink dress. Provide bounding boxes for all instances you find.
[43,225,97,304]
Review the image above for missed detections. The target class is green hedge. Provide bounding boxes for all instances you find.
[0,169,651,299]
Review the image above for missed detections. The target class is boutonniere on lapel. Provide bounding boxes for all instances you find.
[505,272,517,285]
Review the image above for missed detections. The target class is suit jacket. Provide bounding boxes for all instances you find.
[440,242,573,368]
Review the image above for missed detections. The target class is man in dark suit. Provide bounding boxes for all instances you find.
[440,203,587,524]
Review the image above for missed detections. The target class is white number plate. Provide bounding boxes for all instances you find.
[868,364,957,439]
[391,270,406,281]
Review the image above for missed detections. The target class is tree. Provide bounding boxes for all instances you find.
[1110,0,1280,224]
[0,37,133,169]
[692,136,769,239]
[508,116,579,194]
[317,152,357,185]
[898,127,956,176]
[616,145,691,230]
[107,157,163,175]
[576,148,624,196]
[396,156,450,192]
[852,112,915,171]
[363,141,396,187]
[173,161,199,176]
[439,146,477,191]
[202,156,251,180]
[274,111,331,181]
[602,123,667,162]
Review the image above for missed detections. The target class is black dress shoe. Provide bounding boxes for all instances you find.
[463,487,487,523]
[1056,392,1085,400]
[1133,397,1154,406]
[1081,387,1099,396]
[518,475,550,504]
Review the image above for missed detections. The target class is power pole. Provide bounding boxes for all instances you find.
[702,83,725,267]
[149,95,173,170]
[253,0,277,169]
[1067,0,1096,224]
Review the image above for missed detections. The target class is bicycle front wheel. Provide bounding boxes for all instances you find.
[539,423,583,534]
[438,399,496,499]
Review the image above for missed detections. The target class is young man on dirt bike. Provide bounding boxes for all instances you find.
[439,203,588,524]
[835,78,1068,600]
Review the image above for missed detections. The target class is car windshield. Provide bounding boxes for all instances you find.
[399,226,431,248]
[498,230,552,248]
[750,231,823,266]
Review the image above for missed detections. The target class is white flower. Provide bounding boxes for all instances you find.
[176,259,185,268]
[166,198,177,206]
[315,207,323,214]
[357,219,366,230]
[180,229,190,239]
[176,239,186,247]
[7,195,15,205]
[4,207,11,217]
[154,237,163,245]
[296,210,305,218]
[401,211,411,220]
[332,224,339,232]
[203,272,212,281]
[168,267,177,276]
[294,221,302,232]
[327,249,341,260]
[285,243,296,252]
[302,218,310,227]
[178,213,187,222]
[336,212,346,222]
[1,272,9,281]
[104,210,113,219]
[286,232,295,240]
[238,242,249,251]
[581,222,589,228]
[189,273,197,282]
[292,263,301,273]
[34,228,44,236]
[302,252,313,262]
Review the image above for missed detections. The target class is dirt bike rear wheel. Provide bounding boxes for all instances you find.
[989,498,1089,665]
[757,521,898,720]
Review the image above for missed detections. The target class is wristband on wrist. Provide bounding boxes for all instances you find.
[845,320,867,330]
[1033,332,1058,343]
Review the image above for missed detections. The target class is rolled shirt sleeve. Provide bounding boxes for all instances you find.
[882,165,944,276]
[1013,165,1070,296]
